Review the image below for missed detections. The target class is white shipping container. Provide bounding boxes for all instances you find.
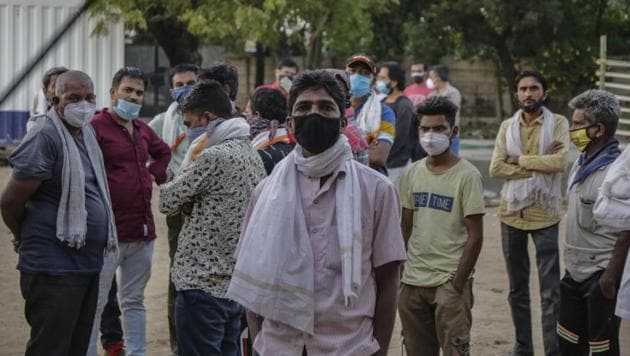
[0,0,124,144]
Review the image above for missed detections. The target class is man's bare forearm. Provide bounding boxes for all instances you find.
[373,261,401,355]
[452,214,483,291]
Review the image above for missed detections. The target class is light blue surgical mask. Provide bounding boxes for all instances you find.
[113,99,142,121]
[206,118,225,138]
[376,80,391,95]
[172,85,193,104]
[186,126,207,142]
[349,74,372,98]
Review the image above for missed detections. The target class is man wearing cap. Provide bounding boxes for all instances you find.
[346,54,396,175]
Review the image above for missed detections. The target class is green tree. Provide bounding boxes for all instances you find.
[402,0,630,111]
[181,0,393,68]
[92,0,394,69]
[91,0,203,65]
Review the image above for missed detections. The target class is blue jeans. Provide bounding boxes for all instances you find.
[176,290,243,356]
[502,223,561,356]
[89,241,154,356]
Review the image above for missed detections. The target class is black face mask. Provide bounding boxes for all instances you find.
[292,113,341,154]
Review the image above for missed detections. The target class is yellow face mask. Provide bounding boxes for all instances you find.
[569,126,594,152]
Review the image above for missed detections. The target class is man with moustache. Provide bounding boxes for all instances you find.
[490,70,569,356]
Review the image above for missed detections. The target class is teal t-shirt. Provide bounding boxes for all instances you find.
[148,111,190,175]
[398,158,485,287]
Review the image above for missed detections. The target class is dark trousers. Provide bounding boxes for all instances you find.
[100,278,124,348]
[501,223,561,356]
[175,289,243,356]
[167,213,184,353]
[20,271,99,356]
[558,271,620,355]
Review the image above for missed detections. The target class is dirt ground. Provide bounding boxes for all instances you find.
[0,165,628,355]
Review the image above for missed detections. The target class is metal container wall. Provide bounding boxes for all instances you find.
[0,0,124,145]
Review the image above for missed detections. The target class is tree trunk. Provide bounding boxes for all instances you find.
[494,40,518,114]
[305,12,330,69]
[255,42,265,87]
[145,7,201,66]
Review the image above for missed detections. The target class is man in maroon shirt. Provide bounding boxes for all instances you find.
[88,67,171,356]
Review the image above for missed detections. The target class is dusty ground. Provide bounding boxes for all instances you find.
[0,165,628,355]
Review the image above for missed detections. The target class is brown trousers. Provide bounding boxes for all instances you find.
[398,279,474,356]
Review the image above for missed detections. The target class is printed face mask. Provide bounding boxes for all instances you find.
[420,131,451,156]
[349,74,372,98]
[63,100,96,128]
[292,113,341,154]
[113,99,142,121]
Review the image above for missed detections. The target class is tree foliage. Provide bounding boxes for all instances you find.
[91,0,394,68]
[91,0,630,108]
[402,0,630,101]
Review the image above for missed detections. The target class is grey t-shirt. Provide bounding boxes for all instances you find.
[9,118,108,274]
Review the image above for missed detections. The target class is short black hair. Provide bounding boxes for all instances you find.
[277,58,299,71]
[381,61,406,91]
[417,96,458,128]
[112,67,146,88]
[251,88,288,123]
[198,64,239,100]
[180,80,233,119]
[514,69,548,92]
[288,70,345,116]
[430,64,449,82]
[42,66,69,89]
[169,63,199,88]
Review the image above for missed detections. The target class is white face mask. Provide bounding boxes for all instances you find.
[63,100,96,128]
[426,78,435,89]
[279,75,293,93]
[420,132,451,156]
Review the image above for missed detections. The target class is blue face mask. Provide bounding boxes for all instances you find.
[376,80,391,95]
[113,99,142,121]
[172,85,193,104]
[186,126,207,142]
[349,74,372,97]
[186,118,225,142]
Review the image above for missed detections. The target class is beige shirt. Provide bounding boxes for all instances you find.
[248,161,407,356]
[489,112,569,230]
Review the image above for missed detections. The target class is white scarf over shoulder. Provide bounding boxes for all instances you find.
[502,107,562,213]
[162,102,181,147]
[594,145,630,232]
[355,90,382,141]
[179,117,250,171]
[227,135,362,334]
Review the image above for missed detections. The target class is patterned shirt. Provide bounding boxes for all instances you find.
[159,137,266,296]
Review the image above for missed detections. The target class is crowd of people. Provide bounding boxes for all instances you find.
[1,52,630,356]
